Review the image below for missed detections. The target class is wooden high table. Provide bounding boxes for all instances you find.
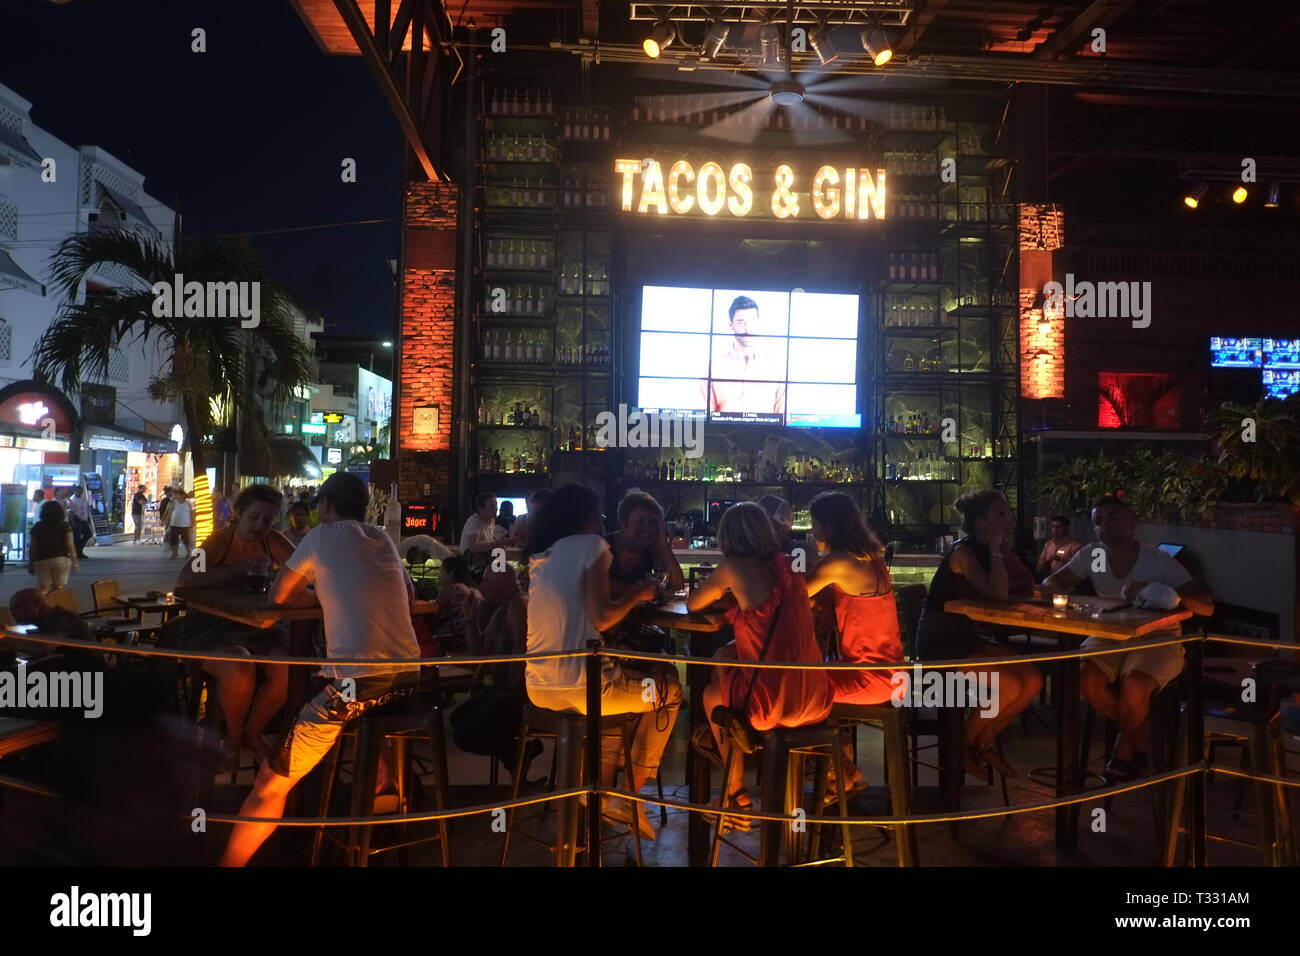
[628,597,727,866]
[944,596,1194,853]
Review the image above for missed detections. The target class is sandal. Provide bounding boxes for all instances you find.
[1101,756,1137,785]
[718,789,754,834]
[968,743,1020,780]
[690,723,725,771]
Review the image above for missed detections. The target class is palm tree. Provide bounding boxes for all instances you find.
[32,228,315,477]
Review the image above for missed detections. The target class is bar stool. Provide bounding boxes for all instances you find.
[710,722,854,867]
[311,698,453,867]
[1077,679,1183,847]
[829,703,918,865]
[500,703,644,866]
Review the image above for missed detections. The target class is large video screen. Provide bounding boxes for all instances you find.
[1264,338,1300,370]
[1263,368,1300,399]
[636,285,861,427]
[1209,336,1262,369]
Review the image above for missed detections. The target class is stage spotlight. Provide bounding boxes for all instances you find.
[644,20,676,58]
[701,19,729,59]
[860,24,893,66]
[759,21,783,66]
[1232,185,1248,204]
[1183,182,1208,208]
[1265,183,1281,207]
[809,23,838,65]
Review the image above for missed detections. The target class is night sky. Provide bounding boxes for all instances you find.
[0,0,401,337]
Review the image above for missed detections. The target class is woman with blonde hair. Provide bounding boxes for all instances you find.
[688,501,834,828]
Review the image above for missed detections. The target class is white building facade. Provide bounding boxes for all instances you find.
[0,82,182,534]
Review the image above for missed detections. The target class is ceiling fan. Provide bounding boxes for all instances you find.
[633,19,946,145]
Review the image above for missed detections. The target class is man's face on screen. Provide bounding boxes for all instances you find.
[730,307,758,342]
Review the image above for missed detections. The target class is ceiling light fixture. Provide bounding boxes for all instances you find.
[1232,185,1248,204]
[759,21,783,67]
[809,23,838,65]
[644,20,676,58]
[1183,182,1208,209]
[701,19,730,59]
[860,23,893,66]
[1265,183,1281,207]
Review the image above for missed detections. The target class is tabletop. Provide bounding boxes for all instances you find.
[175,586,439,629]
[0,717,59,757]
[112,594,187,614]
[944,595,1193,641]
[629,597,726,633]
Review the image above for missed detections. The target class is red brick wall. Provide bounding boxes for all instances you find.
[399,181,459,509]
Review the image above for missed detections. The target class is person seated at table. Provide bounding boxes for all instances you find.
[4,587,103,672]
[914,490,1044,779]
[689,502,835,830]
[507,487,552,549]
[604,490,685,653]
[172,484,295,770]
[433,556,483,654]
[1036,514,1082,580]
[496,500,516,536]
[524,483,682,840]
[283,501,312,547]
[805,492,903,707]
[220,472,422,867]
[460,492,505,558]
[1047,495,1214,782]
[449,567,544,780]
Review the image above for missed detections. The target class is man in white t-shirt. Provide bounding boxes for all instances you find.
[166,489,194,558]
[460,492,504,556]
[220,471,421,866]
[1048,496,1214,781]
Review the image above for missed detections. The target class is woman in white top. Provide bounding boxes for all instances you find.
[524,483,683,840]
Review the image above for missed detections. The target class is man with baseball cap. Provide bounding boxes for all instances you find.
[220,472,422,866]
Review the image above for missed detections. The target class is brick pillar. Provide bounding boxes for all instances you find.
[399,181,459,512]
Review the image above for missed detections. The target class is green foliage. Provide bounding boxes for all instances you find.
[34,229,315,472]
[1210,392,1300,504]
[1040,449,1226,521]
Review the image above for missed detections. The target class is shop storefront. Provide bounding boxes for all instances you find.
[81,425,180,534]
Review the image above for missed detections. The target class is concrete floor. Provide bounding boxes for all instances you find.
[2,539,1294,866]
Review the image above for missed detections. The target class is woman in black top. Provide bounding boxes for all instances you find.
[914,490,1042,778]
[27,500,79,592]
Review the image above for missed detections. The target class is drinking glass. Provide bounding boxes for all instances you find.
[247,557,271,594]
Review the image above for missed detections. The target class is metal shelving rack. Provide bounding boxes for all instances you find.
[873,90,1020,550]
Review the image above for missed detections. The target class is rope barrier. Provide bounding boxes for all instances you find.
[2,628,1206,670]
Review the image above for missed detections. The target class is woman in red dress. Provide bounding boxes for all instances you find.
[689,502,834,829]
[805,491,903,706]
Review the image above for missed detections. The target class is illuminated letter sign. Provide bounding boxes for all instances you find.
[615,157,885,221]
[17,401,49,426]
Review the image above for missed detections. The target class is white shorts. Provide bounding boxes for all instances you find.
[1080,634,1185,690]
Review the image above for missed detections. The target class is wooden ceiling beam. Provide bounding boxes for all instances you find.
[330,0,445,181]
[893,0,947,55]
[1034,0,1135,60]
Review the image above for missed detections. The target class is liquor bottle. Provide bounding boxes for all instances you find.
[531,407,540,427]
[384,482,402,546]
[668,459,676,481]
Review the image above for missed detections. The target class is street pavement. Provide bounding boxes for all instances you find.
[1,536,187,611]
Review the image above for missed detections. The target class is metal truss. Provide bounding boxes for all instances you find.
[628,1,913,26]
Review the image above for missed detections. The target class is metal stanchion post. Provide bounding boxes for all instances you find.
[1186,634,1206,866]
[586,641,603,867]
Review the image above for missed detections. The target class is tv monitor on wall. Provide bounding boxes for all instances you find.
[1264,338,1300,370]
[1209,336,1262,369]
[636,285,861,428]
